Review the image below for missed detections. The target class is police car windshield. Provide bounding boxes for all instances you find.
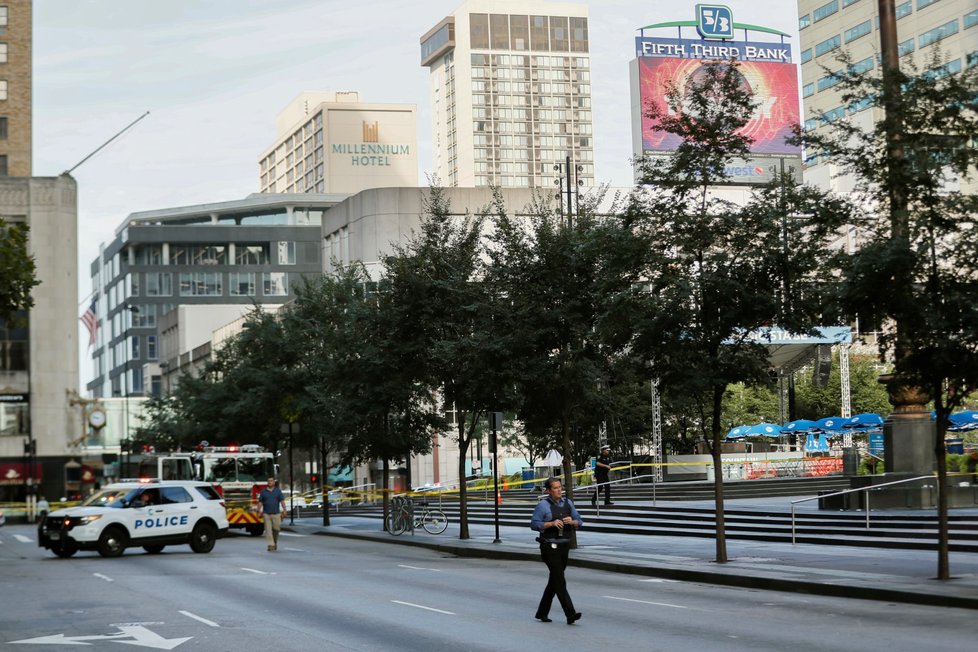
[80,489,130,508]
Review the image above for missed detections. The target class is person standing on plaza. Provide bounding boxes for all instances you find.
[257,476,286,552]
[530,477,583,625]
[592,444,613,505]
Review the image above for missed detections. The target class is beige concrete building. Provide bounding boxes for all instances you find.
[421,0,594,188]
[0,176,78,500]
[798,0,977,192]
[258,91,418,195]
[0,0,32,176]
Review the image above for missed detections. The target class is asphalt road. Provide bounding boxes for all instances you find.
[1,523,972,651]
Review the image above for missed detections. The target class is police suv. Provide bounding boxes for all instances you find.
[38,481,229,558]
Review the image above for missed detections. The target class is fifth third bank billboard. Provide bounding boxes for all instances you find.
[637,56,801,156]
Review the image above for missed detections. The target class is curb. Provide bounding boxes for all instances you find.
[286,524,978,611]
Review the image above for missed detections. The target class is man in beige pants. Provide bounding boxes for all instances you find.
[256,476,286,551]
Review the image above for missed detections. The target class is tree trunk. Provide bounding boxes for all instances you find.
[561,414,574,502]
[457,416,471,540]
[711,384,728,563]
[320,439,330,527]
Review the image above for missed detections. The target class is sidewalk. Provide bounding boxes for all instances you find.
[284,496,978,610]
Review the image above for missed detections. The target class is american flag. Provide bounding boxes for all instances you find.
[80,299,98,347]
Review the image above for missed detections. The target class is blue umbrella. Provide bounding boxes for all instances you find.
[742,423,783,437]
[949,411,978,432]
[814,416,846,432]
[844,413,884,429]
[726,425,749,439]
[783,419,817,433]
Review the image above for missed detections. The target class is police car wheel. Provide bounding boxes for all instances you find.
[53,544,78,558]
[190,522,217,553]
[97,526,128,558]
[143,545,165,554]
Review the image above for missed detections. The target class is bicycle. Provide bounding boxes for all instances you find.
[386,496,413,535]
[413,500,448,535]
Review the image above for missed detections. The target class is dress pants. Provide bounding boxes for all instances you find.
[536,544,576,619]
[592,477,611,504]
[263,513,282,549]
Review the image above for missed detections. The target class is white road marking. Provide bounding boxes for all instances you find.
[179,610,220,628]
[281,547,305,552]
[391,600,455,615]
[14,534,32,543]
[638,578,679,583]
[93,573,114,582]
[579,545,619,550]
[397,564,441,572]
[278,532,304,537]
[603,595,688,609]
[241,567,269,575]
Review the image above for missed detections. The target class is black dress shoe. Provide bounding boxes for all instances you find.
[567,612,582,625]
[535,615,552,623]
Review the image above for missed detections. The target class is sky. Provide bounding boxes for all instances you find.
[31,0,800,385]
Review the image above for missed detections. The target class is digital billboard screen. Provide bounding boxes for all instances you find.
[637,56,801,156]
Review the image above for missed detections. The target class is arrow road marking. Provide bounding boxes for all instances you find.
[93,573,114,582]
[9,624,191,649]
[391,600,455,615]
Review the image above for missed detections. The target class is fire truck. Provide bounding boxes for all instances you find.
[193,445,277,536]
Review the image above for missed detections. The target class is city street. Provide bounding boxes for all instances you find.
[0,523,972,651]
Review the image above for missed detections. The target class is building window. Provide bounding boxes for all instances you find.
[147,335,157,360]
[131,335,140,362]
[844,20,872,43]
[851,57,874,74]
[0,117,7,140]
[916,0,939,9]
[817,72,843,92]
[896,1,913,18]
[813,1,839,22]
[0,8,7,27]
[820,106,846,125]
[262,272,288,297]
[470,13,489,49]
[0,155,7,176]
[919,19,958,47]
[0,44,7,64]
[277,241,296,265]
[803,82,814,98]
[0,81,7,101]
[899,38,915,56]
[229,272,256,296]
[799,14,811,30]
[236,244,268,265]
[145,272,172,296]
[964,10,978,29]
[815,35,842,57]
[801,48,812,64]
[843,0,862,6]
[179,272,223,296]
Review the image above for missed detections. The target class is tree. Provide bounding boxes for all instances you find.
[799,49,978,580]
[486,189,640,501]
[0,219,39,324]
[628,61,850,562]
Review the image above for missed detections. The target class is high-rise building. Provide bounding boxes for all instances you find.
[0,0,32,176]
[421,0,594,188]
[797,0,977,191]
[258,91,417,195]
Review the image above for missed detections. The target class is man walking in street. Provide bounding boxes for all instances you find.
[531,477,583,625]
[592,444,613,505]
[257,476,286,552]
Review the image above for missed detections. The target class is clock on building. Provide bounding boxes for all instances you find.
[88,408,107,429]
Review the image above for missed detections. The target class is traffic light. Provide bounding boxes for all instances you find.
[23,440,35,455]
[310,474,319,484]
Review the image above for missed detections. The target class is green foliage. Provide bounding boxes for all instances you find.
[0,219,39,324]
[793,354,891,419]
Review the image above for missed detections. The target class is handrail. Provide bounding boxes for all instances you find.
[790,474,934,543]
[580,473,660,516]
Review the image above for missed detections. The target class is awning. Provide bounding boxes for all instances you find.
[0,462,42,485]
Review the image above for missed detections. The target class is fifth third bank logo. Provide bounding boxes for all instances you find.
[696,4,734,40]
